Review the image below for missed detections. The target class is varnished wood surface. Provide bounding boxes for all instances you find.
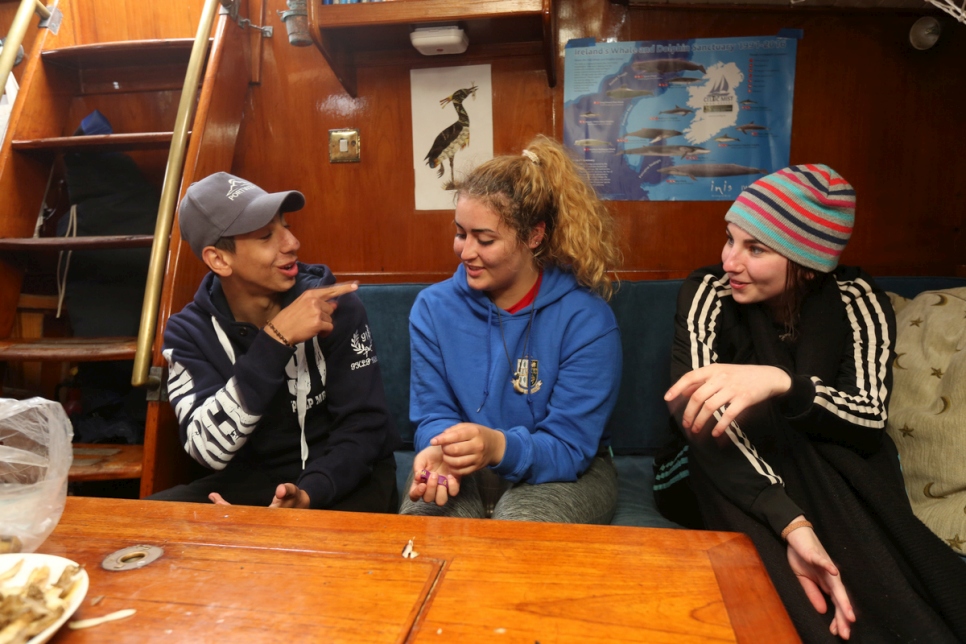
[313,0,547,27]
[38,497,798,643]
[0,0,76,337]
[542,0,557,87]
[611,6,966,278]
[11,131,177,152]
[65,0,204,45]
[143,1,252,498]
[0,0,208,340]
[235,29,552,280]
[4,0,210,310]
[226,0,965,282]
[41,38,199,68]
[0,235,154,250]
[0,336,136,361]
[308,0,552,96]
[16,293,59,310]
[69,444,143,482]
[42,38,208,95]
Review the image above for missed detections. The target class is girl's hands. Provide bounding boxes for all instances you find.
[409,423,506,506]
[785,519,856,640]
[409,445,462,506]
[431,422,506,475]
[665,364,792,437]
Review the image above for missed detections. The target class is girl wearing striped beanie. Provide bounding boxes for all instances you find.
[654,165,966,642]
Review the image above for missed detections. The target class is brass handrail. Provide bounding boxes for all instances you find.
[131,0,220,387]
[0,0,50,107]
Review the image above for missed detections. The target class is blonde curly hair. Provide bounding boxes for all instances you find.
[452,135,622,300]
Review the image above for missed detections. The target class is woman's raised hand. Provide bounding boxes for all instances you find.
[664,364,792,437]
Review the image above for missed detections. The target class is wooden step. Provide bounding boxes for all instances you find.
[0,235,154,251]
[11,132,178,154]
[42,38,211,94]
[0,337,137,361]
[42,38,199,69]
[18,294,60,310]
[70,444,143,482]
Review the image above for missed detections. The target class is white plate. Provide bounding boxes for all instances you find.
[0,553,90,644]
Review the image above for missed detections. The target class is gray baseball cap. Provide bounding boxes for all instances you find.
[178,171,306,259]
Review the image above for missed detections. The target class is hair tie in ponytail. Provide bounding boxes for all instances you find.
[522,149,539,164]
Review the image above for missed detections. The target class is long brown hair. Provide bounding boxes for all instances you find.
[453,135,622,300]
[773,261,821,340]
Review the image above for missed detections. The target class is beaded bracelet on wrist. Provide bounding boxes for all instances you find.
[781,519,814,540]
[266,321,292,348]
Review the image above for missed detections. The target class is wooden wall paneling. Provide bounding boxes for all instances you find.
[563,3,966,277]
[784,12,966,276]
[233,30,554,282]
[0,5,77,337]
[143,6,253,497]
[230,0,966,282]
[556,0,628,48]
[67,0,206,45]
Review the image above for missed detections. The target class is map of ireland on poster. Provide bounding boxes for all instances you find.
[564,34,799,201]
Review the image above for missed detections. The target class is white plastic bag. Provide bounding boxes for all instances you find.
[0,397,73,553]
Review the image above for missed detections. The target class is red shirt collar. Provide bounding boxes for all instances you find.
[505,272,543,314]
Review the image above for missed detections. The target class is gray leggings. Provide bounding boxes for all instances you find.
[399,455,618,524]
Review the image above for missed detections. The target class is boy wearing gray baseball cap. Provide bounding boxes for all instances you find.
[150,172,401,511]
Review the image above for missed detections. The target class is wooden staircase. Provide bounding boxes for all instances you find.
[0,0,255,495]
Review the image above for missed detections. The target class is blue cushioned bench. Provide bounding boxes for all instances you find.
[357,275,966,527]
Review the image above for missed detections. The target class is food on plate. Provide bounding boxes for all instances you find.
[0,559,84,641]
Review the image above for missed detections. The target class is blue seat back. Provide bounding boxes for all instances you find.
[874,276,966,300]
[358,275,966,452]
[357,280,685,453]
[357,284,427,448]
[606,279,683,454]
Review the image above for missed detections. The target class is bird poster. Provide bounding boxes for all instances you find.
[411,64,493,210]
[563,34,799,201]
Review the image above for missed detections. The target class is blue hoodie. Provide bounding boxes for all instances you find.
[162,263,400,508]
[410,265,622,484]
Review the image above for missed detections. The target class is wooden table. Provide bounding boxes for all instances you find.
[36,497,798,643]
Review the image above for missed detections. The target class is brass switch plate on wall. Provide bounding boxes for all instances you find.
[329,128,360,163]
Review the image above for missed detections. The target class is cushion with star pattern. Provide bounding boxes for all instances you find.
[886,288,966,555]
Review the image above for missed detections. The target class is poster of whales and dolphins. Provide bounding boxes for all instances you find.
[564,33,799,201]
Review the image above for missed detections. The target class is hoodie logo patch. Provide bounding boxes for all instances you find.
[286,352,327,413]
[513,358,542,394]
[350,324,379,371]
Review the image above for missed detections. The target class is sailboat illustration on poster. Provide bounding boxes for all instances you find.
[708,75,730,96]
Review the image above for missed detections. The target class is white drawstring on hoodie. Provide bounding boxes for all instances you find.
[213,317,324,470]
[293,337,325,469]
[294,342,311,469]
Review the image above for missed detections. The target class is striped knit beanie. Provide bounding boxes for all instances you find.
[724,164,855,273]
